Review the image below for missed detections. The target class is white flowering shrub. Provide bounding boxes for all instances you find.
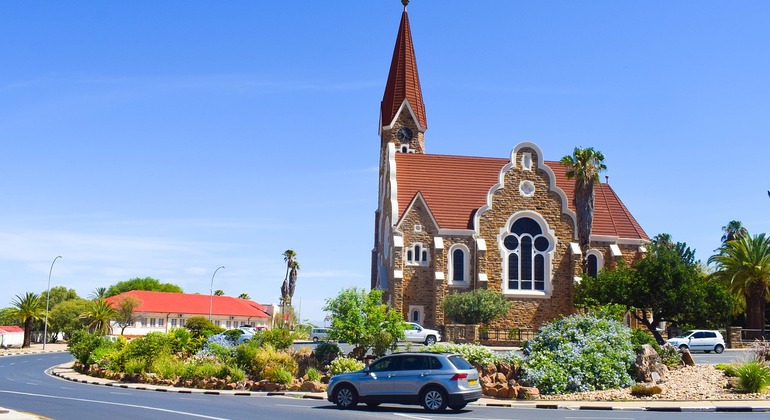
[521,314,635,394]
[420,342,521,367]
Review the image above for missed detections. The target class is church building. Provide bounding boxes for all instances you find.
[371,4,649,331]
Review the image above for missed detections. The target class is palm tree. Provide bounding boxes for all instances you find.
[10,292,44,348]
[280,249,297,307]
[288,260,300,304]
[721,220,748,243]
[89,287,108,300]
[709,233,770,338]
[80,298,117,336]
[560,147,607,270]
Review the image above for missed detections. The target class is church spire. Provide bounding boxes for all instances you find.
[381,2,427,131]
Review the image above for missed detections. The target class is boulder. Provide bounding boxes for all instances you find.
[635,344,669,382]
[518,386,540,400]
[299,381,326,392]
[494,372,507,384]
[482,362,497,377]
[497,361,513,380]
[681,349,696,366]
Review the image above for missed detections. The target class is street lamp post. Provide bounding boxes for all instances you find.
[209,266,225,322]
[43,255,62,350]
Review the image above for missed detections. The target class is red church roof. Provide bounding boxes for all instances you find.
[395,152,649,240]
[381,6,427,130]
[105,291,269,319]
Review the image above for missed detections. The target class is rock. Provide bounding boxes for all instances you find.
[635,344,669,382]
[681,349,696,366]
[497,361,513,379]
[226,383,237,390]
[518,386,540,400]
[482,363,497,377]
[299,381,326,392]
[494,372,507,384]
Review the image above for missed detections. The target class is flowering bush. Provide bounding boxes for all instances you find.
[419,342,520,367]
[327,356,364,375]
[521,313,635,394]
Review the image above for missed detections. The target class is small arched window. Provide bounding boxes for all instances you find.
[585,249,604,278]
[406,243,429,265]
[412,310,420,322]
[448,244,470,285]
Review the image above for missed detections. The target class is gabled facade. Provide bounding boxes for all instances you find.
[105,290,273,336]
[371,5,649,331]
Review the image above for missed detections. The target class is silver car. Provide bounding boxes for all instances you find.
[327,352,482,412]
[667,330,725,353]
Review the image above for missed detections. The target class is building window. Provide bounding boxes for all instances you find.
[179,318,185,327]
[412,310,419,322]
[501,214,554,294]
[448,244,470,285]
[408,305,424,324]
[171,318,177,328]
[149,318,157,328]
[406,243,429,265]
[586,249,604,278]
[158,318,164,328]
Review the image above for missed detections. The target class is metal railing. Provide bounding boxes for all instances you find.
[479,328,536,343]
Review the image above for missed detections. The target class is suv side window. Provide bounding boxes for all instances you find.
[705,332,716,338]
[428,356,443,370]
[693,332,706,339]
[401,355,429,371]
[369,356,402,372]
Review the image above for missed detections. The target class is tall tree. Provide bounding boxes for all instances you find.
[41,286,79,309]
[89,287,108,300]
[106,277,183,297]
[10,292,45,348]
[709,233,770,337]
[48,298,90,341]
[280,250,297,307]
[80,298,117,335]
[576,234,734,344]
[721,220,748,243]
[114,296,141,335]
[560,147,607,270]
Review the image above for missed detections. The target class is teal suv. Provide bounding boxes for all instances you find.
[327,352,482,412]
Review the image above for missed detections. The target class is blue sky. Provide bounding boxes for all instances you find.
[1,1,769,327]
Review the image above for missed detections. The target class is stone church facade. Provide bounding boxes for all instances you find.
[371,5,649,331]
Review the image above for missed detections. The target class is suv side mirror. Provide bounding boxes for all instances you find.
[363,366,371,374]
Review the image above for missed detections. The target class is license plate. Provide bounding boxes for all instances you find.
[468,379,477,385]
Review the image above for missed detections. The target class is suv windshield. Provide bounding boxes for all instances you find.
[447,355,473,370]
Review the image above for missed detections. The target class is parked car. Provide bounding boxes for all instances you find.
[327,352,482,412]
[667,330,725,353]
[401,322,441,345]
[310,327,331,342]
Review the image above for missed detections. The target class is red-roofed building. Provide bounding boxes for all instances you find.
[372,4,649,331]
[105,291,273,336]
[0,326,24,347]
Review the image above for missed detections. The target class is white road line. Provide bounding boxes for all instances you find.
[274,404,311,408]
[0,390,231,419]
[565,417,635,420]
[392,413,430,420]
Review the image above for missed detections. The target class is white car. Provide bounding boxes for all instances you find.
[401,322,441,345]
[667,330,725,354]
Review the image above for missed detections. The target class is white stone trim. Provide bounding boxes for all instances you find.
[473,141,578,239]
[519,180,535,197]
[610,244,623,257]
[381,98,426,133]
[569,242,582,255]
[476,238,487,252]
[396,192,440,233]
[434,237,444,249]
[393,270,403,279]
[586,248,605,274]
[435,271,445,281]
[386,142,400,226]
[591,235,649,246]
[393,235,404,248]
[574,276,583,284]
[478,273,488,282]
[405,242,430,266]
[448,243,471,286]
[408,305,425,324]
[639,245,647,253]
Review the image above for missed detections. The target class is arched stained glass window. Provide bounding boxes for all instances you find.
[503,216,551,292]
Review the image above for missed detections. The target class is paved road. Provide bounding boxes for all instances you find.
[1,352,767,419]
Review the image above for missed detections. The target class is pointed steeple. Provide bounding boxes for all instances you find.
[381,3,427,131]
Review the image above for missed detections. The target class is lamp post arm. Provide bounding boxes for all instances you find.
[43,255,62,350]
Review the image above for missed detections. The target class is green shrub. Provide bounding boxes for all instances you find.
[658,344,682,369]
[68,330,108,365]
[244,344,297,380]
[521,313,635,394]
[262,328,296,350]
[225,365,245,382]
[123,358,145,376]
[327,356,364,375]
[716,363,739,377]
[267,368,294,385]
[124,332,172,370]
[442,289,511,324]
[150,355,185,380]
[735,361,770,393]
[630,384,662,396]
[305,367,322,382]
[86,341,119,368]
[313,342,342,367]
[630,328,661,353]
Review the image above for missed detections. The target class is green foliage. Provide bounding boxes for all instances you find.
[48,298,90,340]
[629,328,661,353]
[106,277,183,297]
[313,342,342,366]
[323,288,407,355]
[716,363,739,377]
[327,356,364,375]
[124,332,172,371]
[239,344,297,380]
[123,358,145,375]
[151,355,185,380]
[87,341,119,367]
[630,384,662,396]
[371,330,394,358]
[261,327,296,350]
[184,316,224,339]
[168,327,205,355]
[442,289,512,325]
[305,367,322,382]
[267,368,294,385]
[583,304,627,322]
[658,344,682,369]
[521,313,635,394]
[575,237,736,343]
[114,296,141,334]
[420,342,520,367]
[68,330,108,365]
[735,361,770,393]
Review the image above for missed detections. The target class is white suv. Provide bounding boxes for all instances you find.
[667,330,725,354]
[402,322,441,345]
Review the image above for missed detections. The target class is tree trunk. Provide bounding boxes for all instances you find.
[746,284,766,340]
[633,312,665,345]
[574,180,596,272]
[22,317,33,348]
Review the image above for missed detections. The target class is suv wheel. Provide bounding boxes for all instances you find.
[332,384,358,409]
[425,335,437,345]
[678,344,688,351]
[715,344,725,354]
[421,386,448,413]
[313,337,319,342]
